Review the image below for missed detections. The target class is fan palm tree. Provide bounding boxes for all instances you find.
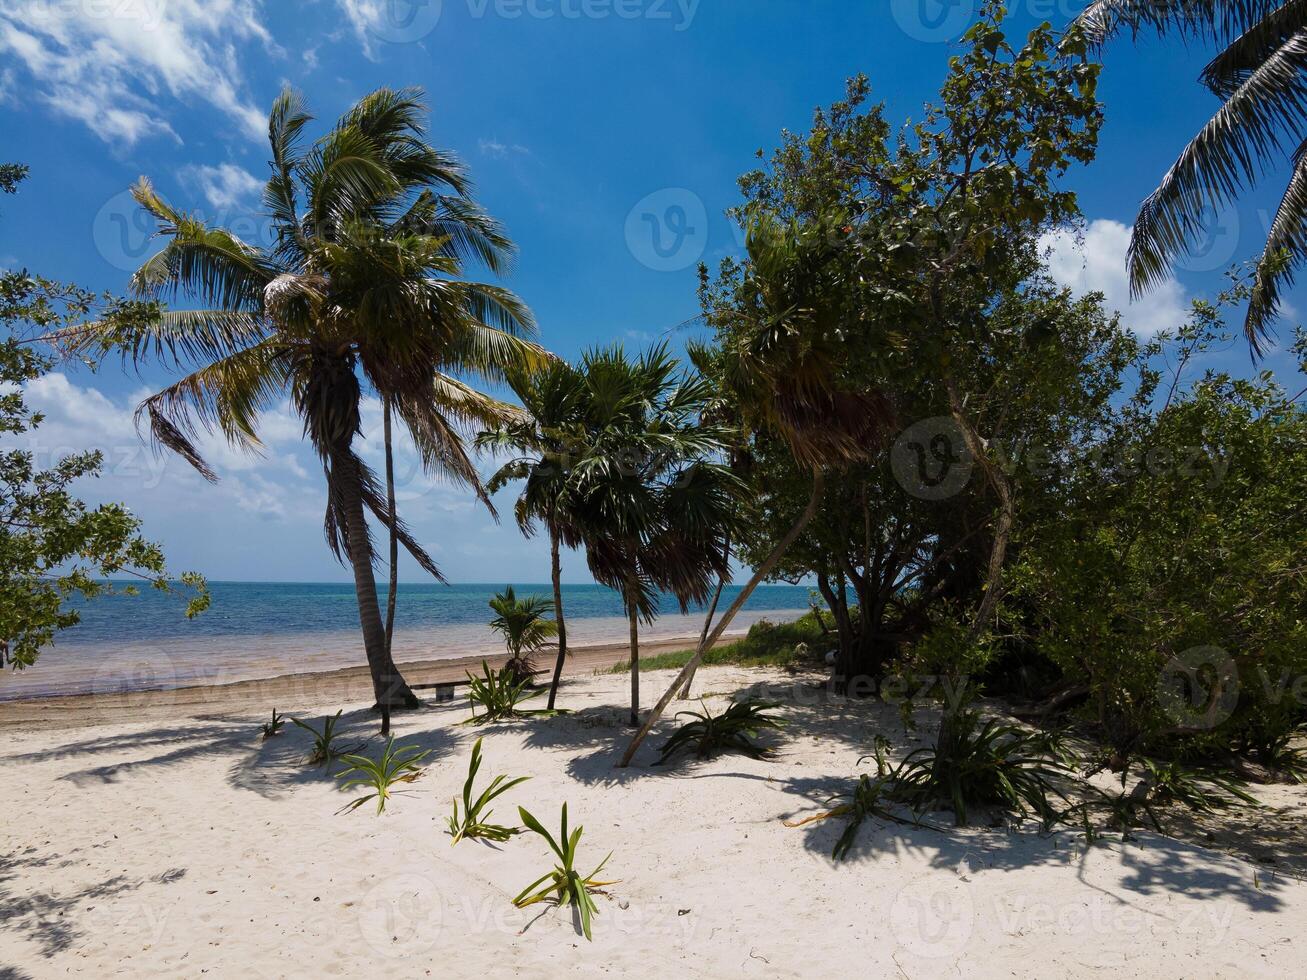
[566,344,742,726]
[488,585,559,684]
[64,87,547,708]
[619,215,894,765]
[1073,0,1307,353]
[478,360,588,709]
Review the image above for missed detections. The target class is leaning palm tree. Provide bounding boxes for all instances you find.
[478,360,588,709]
[488,585,559,685]
[619,215,894,765]
[63,87,547,708]
[566,344,742,726]
[1073,0,1307,353]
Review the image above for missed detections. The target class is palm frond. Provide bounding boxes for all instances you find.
[1245,137,1307,351]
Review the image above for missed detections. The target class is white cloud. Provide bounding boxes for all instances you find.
[1040,219,1188,338]
[478,138,531,159]
[0,0,276,146]
[182,163,264,211]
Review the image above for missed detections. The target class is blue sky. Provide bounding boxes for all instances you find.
[0,1,1302,583]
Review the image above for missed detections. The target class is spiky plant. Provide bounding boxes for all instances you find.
[260,709,287,740]
[464,660,554,725]
[447,737,530,844]
[487,585,557,686]
[292,709,361,767]
[336,738,430,815]
[655,697,785,764]
[513,804,616,941]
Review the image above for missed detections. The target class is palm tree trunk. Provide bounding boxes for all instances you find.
[678,561,727,700]
[618,470,825,767]
[383,397,398,653]
[334,447,417,709]
[546,528,569,711]
[628,594,640,727]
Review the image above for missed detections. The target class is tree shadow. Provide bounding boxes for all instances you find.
[0,846,185,960]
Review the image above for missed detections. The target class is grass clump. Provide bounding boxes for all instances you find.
[292,710,361,767]
[606,611,827,674]
[465,660,558,725]
[656,697,785,764]
[336,738,430,815]
[513,803,615,941]
[260,709,286,740]
[447,737,530,844]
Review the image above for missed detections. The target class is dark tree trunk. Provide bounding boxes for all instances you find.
[628,592,640,727]
[383,397,398,653]
[334,447,417,709]
[678,566,727,700]
[546,528,569,711]
[619,470,826,767]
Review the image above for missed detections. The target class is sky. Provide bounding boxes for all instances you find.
[0,0,1302,584]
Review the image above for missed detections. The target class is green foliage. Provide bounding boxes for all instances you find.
[464,660,555,725]
[608,610,827,674]
[487,585,557,684]
[260,710,287,740]
[292,710,361,767]
[447,737,530,844]
[513,804,615,941]
[656,697,785,764]
[892,710,1077,828]
[0,167,208,670]
[336,738,430,815]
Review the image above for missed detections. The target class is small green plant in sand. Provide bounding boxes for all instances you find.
[465,661,558,725]
[655,697,785,764]
[513,803,615,941]
[260,710,286,740]
[336,738,430,815]
[292,710,361,767]
[447,737,530,844]
[1105,757,1258,833]
[891,710,1078,828]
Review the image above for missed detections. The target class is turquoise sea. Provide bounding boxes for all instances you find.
[0,581,814,700]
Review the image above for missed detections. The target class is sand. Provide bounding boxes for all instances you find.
[3,665,1305,978]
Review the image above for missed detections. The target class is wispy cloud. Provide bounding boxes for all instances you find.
[181,163,264,211]
[1040,219,1188,338]
[478,138,531,159]
[0,0,277,146]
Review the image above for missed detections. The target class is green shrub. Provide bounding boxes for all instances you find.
[292,710,361,767]
[656,698,785,764]
[260,709,286,740]
[447,737,530,844]
[465,661,557,725]
[606,610,828,674]
[336,738,430,815]
[513,803,615,941]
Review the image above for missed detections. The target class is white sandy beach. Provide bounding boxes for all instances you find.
[4,665,1305,978]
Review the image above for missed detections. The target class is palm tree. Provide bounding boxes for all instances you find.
[488,585,558,684]
[566,344,742,726]
[65,87,547,709]
[1073,0,1307,353]
[619,215,894,765]
[479,360,588,709]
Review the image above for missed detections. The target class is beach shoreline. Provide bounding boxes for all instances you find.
[0,631,740,732]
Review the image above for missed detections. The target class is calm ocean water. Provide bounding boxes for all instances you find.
[0,581,814,700]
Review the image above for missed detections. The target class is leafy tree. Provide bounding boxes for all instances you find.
[480,360,588,709]
[62,89,546,709]
[1074,0,1307,351]
[622,4,1102,763]
[487,585,558,685]
[1,168,207,669]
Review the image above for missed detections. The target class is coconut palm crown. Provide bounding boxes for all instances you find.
[64,87,548,707]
